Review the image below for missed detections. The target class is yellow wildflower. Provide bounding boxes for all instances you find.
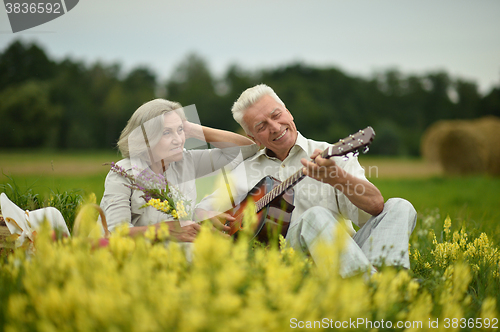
[175,201,188,219]
[144,225,157,241]
[86,192,97,204]
[156,222,170,241]
[443,215,452,238]
[480,297,498,323]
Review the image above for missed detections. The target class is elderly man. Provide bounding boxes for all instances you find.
[196,84,416,276]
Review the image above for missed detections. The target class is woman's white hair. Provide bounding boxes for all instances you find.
[231,84,285,134]
[117,99,186,158]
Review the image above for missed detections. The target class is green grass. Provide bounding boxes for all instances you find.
[0,174,107,200]
[372,176,500,243]
[1,152,499,318]
[0,150,119,201]
[0,149,120,163]
[2,151,500,243]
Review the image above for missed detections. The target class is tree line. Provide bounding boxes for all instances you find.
[1,39,499,155]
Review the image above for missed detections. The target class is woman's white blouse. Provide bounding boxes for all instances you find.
[100,145,258,231]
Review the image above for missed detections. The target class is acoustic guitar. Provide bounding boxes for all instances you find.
[225,126,376,243]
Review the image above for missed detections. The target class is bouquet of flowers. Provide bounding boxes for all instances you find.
[107,162,192,220]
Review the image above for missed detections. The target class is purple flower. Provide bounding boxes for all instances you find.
[107,162,178,212]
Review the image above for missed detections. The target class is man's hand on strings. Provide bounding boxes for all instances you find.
[193,209,232,237]
[301,148,346,186]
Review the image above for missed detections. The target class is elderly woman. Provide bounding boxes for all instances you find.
[100,99,257,241]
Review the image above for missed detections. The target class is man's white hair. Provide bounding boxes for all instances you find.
[231,84,285,134]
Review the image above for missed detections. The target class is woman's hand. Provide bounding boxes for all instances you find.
[182,120,204,140]
[162,220,201,242]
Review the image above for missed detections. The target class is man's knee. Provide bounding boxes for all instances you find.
[385,197,415,212]
[385,198,417,229]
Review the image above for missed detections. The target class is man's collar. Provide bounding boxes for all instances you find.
[252,131,308,161]
[293,132,309,153]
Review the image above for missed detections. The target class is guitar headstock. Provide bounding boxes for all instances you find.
[322,126,375,159]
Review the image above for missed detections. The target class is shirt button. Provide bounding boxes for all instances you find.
[281,164,285,168]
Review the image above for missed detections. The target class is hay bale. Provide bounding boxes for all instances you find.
[421,120,463,163]
[421,116,500,176]
[474,116,500,176]
[437,123,488,175]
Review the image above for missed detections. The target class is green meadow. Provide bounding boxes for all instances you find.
[0,150,119,200]
[1,151,500,328]
[1,151,499,242]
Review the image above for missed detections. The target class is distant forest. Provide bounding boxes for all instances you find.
[1,39,499,156]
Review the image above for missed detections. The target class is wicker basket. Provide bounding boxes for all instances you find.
[73,204,110,239]
[0,215,14,248]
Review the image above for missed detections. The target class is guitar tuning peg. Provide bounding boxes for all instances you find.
[363,146,370,154]
[343,155,349,161]
[353,151,359,157]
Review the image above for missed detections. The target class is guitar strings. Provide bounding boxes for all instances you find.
[254,127,373,212]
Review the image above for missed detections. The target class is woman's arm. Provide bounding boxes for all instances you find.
[183,121,254,148]
[101,161,201,241]
[100,168,135,231]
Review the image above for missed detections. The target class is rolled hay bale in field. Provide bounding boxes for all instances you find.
[421,120,467,163]
[421,116,500,175]
[437,123,489,175]
[473,116,500,175]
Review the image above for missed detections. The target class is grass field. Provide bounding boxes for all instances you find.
[1,151,500,241]
[1,151,500,329]
[0,150,119,200]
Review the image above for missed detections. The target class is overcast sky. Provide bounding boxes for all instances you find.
[1,0,499,93]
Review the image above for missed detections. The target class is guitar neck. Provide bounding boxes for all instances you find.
[254,126,375,212]
[255,168,306,212]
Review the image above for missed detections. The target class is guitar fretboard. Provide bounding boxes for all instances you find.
[253,127,374,213]
[255,168,305,212]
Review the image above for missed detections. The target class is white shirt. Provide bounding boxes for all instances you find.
[100,145,258,231]
[196,132,372,229]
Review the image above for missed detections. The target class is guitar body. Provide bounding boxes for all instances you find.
[226,176,294,243]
